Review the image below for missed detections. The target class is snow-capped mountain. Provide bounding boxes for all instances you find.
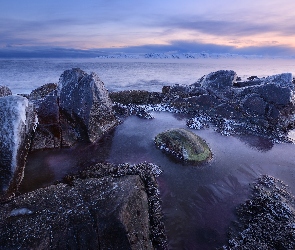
[96,52,293,59]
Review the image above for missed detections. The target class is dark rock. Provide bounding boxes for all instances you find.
[0,162,167,250]
[233,80,263,88]
[241,94,267,116]
[256,83,292,106]
[188,86,208,96]
[30,95,61,150]
[29,83,58,100]
[0,86,12,97]
[264,73,293,88]
[110,90,163,106]
[215,103,241,119]
[0,96,37,198]
[223,175,295,249]
[58,68,118,146]
[187,94,220,111]
[199,70,237,90]
[154,128,212,164]
[162,85,171,94]
[247,75,259,81]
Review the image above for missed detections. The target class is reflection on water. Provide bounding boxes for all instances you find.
[21,112,295,249]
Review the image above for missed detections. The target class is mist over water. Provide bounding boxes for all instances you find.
[22,112,295,249]
[6,58,295,248]
[1,57,295,94]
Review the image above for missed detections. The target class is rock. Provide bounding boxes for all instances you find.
[233,80,263,88]
[58,68,118,146]
[247,75,259,81]
[187,94,220,111]
[215,103,241,119]
[256,83,292,106]
[110,90,152,105]
[30,95,61,150]
[199,70,237,90]
[154,128,212,164]
[264,72,293,88]
[241,94,267,116]
[223,175,295,249]
[0,86,12,97]
[0,95,37,198]
[28,83,57,100]
[0,162,167,250]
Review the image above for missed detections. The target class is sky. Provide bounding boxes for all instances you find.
[1,0,295,57]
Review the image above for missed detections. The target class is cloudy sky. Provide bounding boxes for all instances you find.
[1,0,295,57]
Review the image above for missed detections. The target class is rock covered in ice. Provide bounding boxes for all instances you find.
[0,95,37,197]
[0,86,12,97]
[154,128,212,164]
[58,68,118,145]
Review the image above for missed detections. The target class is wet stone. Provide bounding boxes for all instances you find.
[154,128,212,164]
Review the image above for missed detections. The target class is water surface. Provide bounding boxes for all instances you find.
[21,112,295,249]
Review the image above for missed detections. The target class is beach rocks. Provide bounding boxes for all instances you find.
[0,95,37,198]
[0,86,12,97]
[110,90,162,105]
[159,71,295,141]
[30,68,119,149]
[199,70,237,90]
[30,95,61,150]
[154,128,212,164]
[0,162,167,250]
[58,68,118,146]
[223,175,295,249]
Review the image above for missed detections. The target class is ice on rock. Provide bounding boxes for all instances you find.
[0,95,34,194]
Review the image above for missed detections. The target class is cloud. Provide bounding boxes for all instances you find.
[1,41,295,58]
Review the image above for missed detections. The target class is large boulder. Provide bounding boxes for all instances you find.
[0,95,37,198]
[0,162,167,249]
[29,69,119,150]
[199,70,237,90]
[58,68,118,146]
[154,128,212,164]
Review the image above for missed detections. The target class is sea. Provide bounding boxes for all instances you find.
[2,57,295,249]
[1,57,295,94]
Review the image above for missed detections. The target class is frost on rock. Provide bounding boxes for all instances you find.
[0,95,35,196]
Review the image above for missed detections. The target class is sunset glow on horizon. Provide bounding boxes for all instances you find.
[1,0,295,57]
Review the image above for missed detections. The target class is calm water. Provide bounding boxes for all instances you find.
[1,58,295,94]
[5,58,295,249]
[21,112,295,249]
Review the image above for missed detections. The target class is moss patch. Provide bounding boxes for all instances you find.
[154,128,212,165]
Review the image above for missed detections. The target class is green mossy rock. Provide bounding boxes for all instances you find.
[154,128,212,164]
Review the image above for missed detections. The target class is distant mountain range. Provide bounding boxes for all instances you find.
[96,52,295,59]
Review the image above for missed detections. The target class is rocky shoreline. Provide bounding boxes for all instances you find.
[0,68,295,249]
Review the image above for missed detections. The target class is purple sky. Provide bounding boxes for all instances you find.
[1,0,295,57]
